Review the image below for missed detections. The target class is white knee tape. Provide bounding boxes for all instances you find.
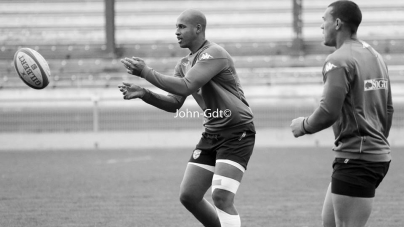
[211,174,240,194]
[215,207,241,227]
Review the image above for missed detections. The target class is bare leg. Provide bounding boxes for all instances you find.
[332,193,373,227]
[179,163,220,227]
[211,161,244,226]
[211,162,244,214]
[322,183,336,227]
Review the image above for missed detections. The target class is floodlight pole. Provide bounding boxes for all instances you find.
[292,0,304,55]
[105,0,116,57]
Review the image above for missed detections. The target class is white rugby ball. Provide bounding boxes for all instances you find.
[13,48,50,89]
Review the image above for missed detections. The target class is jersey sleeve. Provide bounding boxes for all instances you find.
[141,89,186,113]
[304,64,350,134]
[140,48,227,96]
[141,61,186,112]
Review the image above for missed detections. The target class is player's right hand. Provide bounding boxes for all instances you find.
[120,57,146,77]
[290,117,306,138]
[118,82,146,100]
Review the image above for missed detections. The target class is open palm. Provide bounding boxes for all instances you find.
[118,82,145,100]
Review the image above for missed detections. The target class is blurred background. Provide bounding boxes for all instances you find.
[1,1,404,226]
[0,0,404,149]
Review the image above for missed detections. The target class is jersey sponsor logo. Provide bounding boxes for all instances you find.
[324,62,338,74]
[364,78,388,91]
[199,52,213,60]
[193,149,202,159]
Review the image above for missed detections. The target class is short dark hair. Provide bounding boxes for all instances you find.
[328,1,362,33]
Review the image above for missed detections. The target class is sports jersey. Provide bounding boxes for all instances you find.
[303,39,394,162]
[140,40,254,131]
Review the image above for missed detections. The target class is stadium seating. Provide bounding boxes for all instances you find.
[1,0,404,88]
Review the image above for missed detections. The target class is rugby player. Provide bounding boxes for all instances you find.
[290,1,393,227]
[119,9,255,227]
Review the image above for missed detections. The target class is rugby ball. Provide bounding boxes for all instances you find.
[13,48,50,89]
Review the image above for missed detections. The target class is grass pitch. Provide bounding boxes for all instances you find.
[0,147,403,227]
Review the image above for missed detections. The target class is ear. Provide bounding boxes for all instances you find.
[335,18,343,30]
[196,24,202,34]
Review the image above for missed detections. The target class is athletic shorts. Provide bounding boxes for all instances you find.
[331,158,390,198]
[189,122,256,171]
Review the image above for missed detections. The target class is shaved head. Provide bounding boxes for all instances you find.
[175,9,207,52]
[178,9,207,32]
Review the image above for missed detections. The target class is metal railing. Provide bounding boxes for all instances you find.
[1,91,403,132]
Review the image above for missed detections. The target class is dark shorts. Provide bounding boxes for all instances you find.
[189,122,256,170]
[331,158,390,198]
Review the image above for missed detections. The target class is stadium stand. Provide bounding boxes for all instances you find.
[1,0,404,89]
[1,0,404,133]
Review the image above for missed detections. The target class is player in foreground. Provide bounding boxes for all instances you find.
[119,9,255,227]
[290,1,393,227]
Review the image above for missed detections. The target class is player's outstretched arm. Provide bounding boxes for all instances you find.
[121,56,226,96]
[142,58,226,96]
[118,82,185,113]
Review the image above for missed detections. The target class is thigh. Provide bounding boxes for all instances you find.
[211,124,255,196]
[322,183,336,227]
[180,163,214,199]
[212,161,244,200]
[332,193,373,227]
[215,161,244,182]
[211,161,244,212]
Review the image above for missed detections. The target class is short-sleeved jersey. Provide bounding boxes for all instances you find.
[306,39,393,162]
[141,40,254,132]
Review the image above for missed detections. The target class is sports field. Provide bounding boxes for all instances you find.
[1,147,403,227]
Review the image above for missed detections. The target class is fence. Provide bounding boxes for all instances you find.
[1,89,403,132]
[1,0,404,134]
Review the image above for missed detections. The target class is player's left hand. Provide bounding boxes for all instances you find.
[118,82,146,100]
[120,57,146,77]
[290,117,306,138]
